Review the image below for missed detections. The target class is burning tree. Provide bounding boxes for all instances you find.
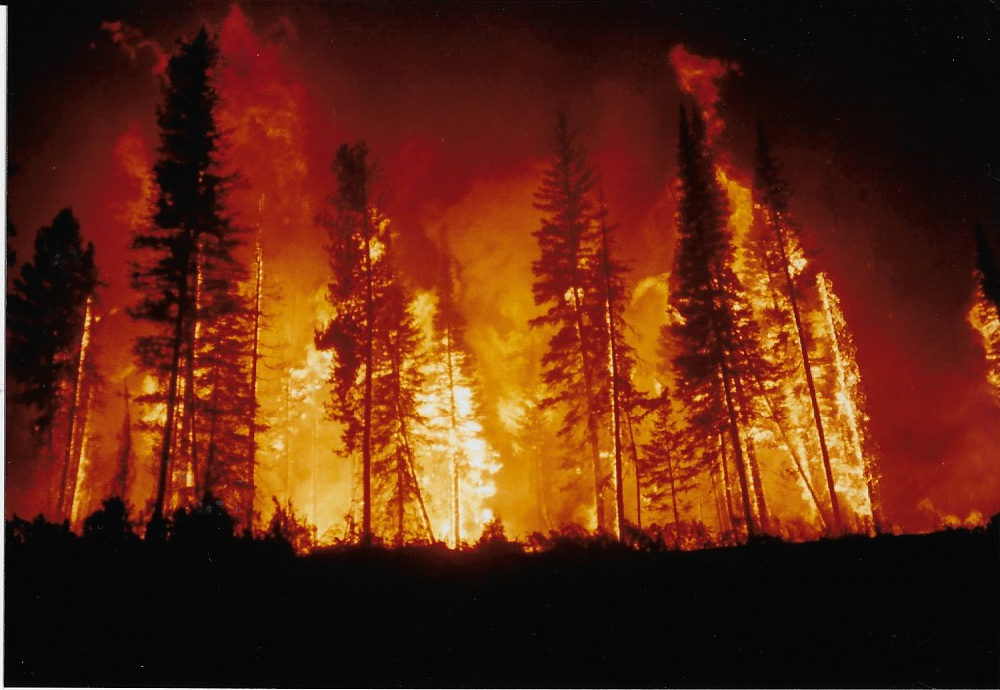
[745,125,883,533]
[751,125,843,532]
[7,208,99,520]
[530,113,636,535]
[316,143,433,546]
[639,381,700,547]
[413,250,500,546]
[129,28,251,530]
[668,105,767,540]
[595,185,642,536]
[969,223,1000,403]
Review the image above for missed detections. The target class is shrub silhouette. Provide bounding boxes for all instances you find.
[82,496,138,548]
[7,513,74,549]
[266,496,315,554]
[169,492,235,554]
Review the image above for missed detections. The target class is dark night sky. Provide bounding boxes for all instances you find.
[6,1,1000,530]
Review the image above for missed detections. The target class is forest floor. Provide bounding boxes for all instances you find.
[5,514,999,688]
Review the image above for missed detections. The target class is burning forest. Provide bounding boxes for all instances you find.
[6,1,1000,547]
[6,2,1000,687]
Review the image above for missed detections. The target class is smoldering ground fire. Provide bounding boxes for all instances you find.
[6,2,1000,547]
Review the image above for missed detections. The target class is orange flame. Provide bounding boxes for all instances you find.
[668,44,738,143]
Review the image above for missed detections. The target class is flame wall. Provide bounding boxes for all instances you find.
[7,2,998,535]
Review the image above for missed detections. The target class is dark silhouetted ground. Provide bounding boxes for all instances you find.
[5,508,999,687]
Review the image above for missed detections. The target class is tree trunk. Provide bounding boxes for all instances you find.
[283,373,292,502]
[770,212,842,533]
[185,241,206,503]
[598,204,626,539]
[203,367,220,496]
[245,207,264,534]
[445,324,461,546]
[718,359,756,539]
[734,374,769,533]
[749,370,828,529]
[395,449,406,546]
[182,339,197,503]
[718,432,736,534]
[707,459,728,541]
[117,379,132,499]
[362,209,375,546]
[389,331,434,543]
[69,385,95,527]
[570,283,606,532]
[665,445,681,547]
[57,295,93,521]
[623,403,642,530]
[534,446,553,531]
[153,236,194,527]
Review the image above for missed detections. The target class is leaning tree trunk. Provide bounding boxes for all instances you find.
[769,211,842,534]
[623,401,643,530]
[749,370,828,530]
[734,374,769,533]
[388,331,435,544]
[57,295,93,521]
[709,290,756,540]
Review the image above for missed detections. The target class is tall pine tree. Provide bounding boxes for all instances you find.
[316,143,432,545]
[130,28,247,529]
[8,208,99,520]
[668,106,762,539]
[530,114,612,532]
[8,209,98,436]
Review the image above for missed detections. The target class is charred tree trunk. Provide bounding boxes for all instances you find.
[665,444,681,546]
[708,458,728,540]
[116,379,133,500]
[203,366,220,496]
[152,237,194,528]
[395,449,406,546]
[718,432,736,534]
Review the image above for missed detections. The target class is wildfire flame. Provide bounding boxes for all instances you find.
[672,44,880,536]
[17,6,997,546]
